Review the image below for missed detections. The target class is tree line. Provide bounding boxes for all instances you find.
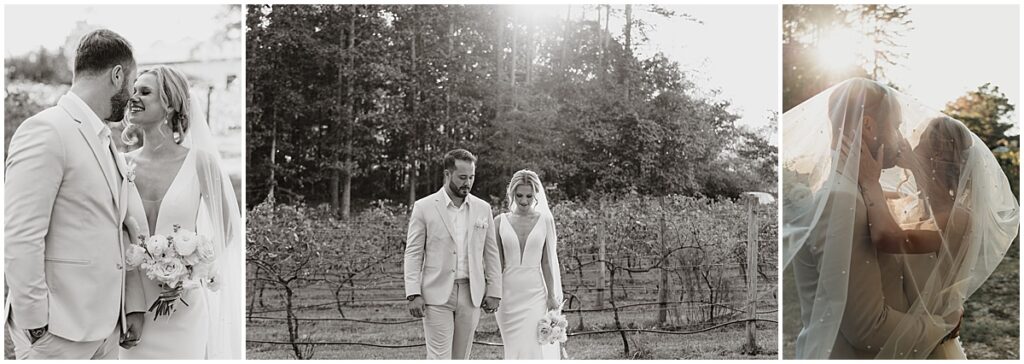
[245,4,778,218]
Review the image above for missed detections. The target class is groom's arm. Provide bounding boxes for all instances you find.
[403,203,427,298]
[839,295,948,353]
[839,250,948,353]
[4,118,64,331]
[482,210,502,299]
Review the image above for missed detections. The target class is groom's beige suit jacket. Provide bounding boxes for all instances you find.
[404,189,502,306]
[4,94,145,342]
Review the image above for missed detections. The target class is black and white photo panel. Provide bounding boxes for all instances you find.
[3,4,244,360]
[244,4,779,360]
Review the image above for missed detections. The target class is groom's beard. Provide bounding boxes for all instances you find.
[449,181,470,198]
[106,84,131,122]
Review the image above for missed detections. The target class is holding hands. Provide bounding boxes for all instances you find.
[481,296,501,314]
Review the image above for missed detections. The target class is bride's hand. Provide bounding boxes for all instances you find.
[159,285,183,302]
[547,297,561,311]
[942,306,963,343]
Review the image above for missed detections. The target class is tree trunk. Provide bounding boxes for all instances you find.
[269,109,277,199]
[341,6,356,220]
[526,16,534,84]
[602,5,610,80]
[509,11,517,87]
[495,7,505,84]
[407,16,420,208]
[623,4,633,101]
[560,5,570,74]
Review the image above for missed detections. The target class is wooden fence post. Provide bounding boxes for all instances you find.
[745,194,758,354]
[597,199,607,310]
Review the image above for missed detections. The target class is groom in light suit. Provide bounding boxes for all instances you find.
[4,29,146,359]
[792,79,957,359]
[404,149,502,359]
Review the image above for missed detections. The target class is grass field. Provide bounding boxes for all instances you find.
[246,260,779,360]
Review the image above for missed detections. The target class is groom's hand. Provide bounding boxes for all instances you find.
[120,312,145,349]
[407,295,425,318]
[481,296,500,313]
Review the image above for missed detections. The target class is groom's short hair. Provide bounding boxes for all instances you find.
[73,29,135,77]
[444,149,477,170]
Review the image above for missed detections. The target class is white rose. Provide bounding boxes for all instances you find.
[124,244,147,269]
[172,230,199,256]
[145,235,169,256]
[148,258,188,285]
[194,235,216,264]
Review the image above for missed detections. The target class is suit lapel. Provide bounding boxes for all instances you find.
[61,96,119,207]
[111,142,129,221]
[434,191,458,244]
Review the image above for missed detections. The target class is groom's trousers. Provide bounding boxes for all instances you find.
[423,278,480,359]
[7,315,119,359]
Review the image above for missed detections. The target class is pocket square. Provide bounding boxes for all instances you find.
[474,218,488,229]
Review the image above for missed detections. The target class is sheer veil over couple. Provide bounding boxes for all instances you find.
[403,149,565,360]
[783,78,1019,359]
[4,29,241,359]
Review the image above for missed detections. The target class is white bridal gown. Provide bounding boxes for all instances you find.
[494,213,560,360]
[120,149,211,359]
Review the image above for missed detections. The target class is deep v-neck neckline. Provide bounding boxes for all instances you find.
[504,213,541,266]
[141,148,194,233]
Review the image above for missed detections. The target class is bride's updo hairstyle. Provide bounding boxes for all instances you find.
[505,169,543,213]
[122,66,193,146]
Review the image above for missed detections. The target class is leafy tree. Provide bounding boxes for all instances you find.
[944,83,1019,197]
[247,5,778,212]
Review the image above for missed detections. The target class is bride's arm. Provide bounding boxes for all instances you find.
[861,183,942,254]
[858,144,942,254]
[540,215,563,309]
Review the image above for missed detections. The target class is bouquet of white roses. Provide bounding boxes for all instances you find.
[537,300,570,358]
[124,222,219,319]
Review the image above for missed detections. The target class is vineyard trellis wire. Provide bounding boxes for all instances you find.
[247,193,778,359]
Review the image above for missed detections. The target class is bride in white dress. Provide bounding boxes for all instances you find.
[494,170,563,360]
[783,78,1018,359]
[118,66,242,359]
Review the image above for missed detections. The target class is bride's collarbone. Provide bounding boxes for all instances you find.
[129,145,190,164]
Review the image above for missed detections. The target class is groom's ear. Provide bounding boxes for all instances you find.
[862,115,876,137]
[110,64,125,88]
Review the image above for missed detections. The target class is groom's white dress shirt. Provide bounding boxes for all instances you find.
[442,188,471,280]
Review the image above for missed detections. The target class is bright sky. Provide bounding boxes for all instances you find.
[634,5,779,134]
[4,5,228,61]
[894,5,1019,127]
[525,5,779,135]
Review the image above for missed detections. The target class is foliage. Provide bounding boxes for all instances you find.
[944,83,1020,197]
[781,4,913,111]
[246,5,778,213]
[4,47,73,85]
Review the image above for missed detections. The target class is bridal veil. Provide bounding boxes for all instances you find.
[182,95,243,359]
[782,78,1018,359]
